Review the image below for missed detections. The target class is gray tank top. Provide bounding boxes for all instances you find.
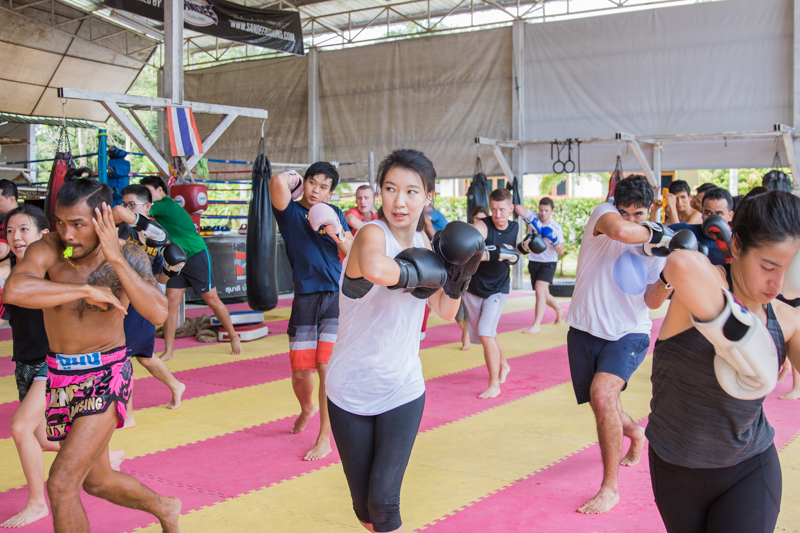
[646,277,786,468]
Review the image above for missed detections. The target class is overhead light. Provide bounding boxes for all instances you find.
[109,11,165,41]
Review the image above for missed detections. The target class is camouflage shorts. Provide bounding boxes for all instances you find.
[14,360,47,402]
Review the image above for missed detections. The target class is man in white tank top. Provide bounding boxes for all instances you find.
[565,175,672,515]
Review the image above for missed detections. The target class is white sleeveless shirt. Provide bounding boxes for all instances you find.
[325,220,427,416]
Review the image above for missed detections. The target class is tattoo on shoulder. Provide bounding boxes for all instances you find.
[122,242,159,287]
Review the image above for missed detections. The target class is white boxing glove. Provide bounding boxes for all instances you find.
[285,170,304,200]
[692,289,779,400]
[781,248,800,300]
[308,203,346,243]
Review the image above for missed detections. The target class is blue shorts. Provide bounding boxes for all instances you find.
[124,304,156,358]
[567,327,650,405]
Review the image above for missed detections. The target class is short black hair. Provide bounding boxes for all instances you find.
[5,203,50,232]
[140,176,168,194]
[732,190,800,254]
[304,162,340,193]
[668,180,691,196]
[696,182,717,195]
[701,187,733,212]
[121,184,152,204]
[614,175,654,209]
[56,167,112,214]
[762,170,793,193]
[0,179,18,201]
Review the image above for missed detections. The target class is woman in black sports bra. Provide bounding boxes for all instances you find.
[647,190,800,533]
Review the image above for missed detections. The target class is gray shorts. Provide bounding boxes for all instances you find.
[462,292,508,344]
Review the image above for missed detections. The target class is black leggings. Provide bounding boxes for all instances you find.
[328,393,425,533]
[649,444,782,533]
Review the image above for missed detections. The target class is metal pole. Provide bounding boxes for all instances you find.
[164,0,184,105]
[97,128,107,184]
[368,151,376,189]
[308,47,320,163]
[511,19,525,291]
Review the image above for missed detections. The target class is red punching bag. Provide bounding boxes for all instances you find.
[44,129,77,227]
[170,183,208,232]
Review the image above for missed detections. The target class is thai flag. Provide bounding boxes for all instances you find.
[167,107,204,157]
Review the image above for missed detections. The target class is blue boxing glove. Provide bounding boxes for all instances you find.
[524,210,543,234]
[540,226,560,246]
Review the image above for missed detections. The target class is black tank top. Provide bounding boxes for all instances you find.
[467,218,519,299]
[646,265,785,468]
[7,304,48,365]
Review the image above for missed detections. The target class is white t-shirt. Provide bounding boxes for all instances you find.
[566,202,665,341]
[326,220,427,416]
[524,209,564,264]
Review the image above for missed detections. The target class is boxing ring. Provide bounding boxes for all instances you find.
[1,292,799,532]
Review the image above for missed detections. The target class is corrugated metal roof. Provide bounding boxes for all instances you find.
[0,113,97,129]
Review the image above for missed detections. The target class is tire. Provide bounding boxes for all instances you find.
[549,280,575,298]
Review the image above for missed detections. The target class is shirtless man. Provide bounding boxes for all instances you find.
[3,177,180,533]
[651,180,702,225]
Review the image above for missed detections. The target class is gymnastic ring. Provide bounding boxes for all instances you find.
[552,160,565,174]
[564,160,575,173]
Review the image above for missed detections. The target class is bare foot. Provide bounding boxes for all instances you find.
[291,405,319,434]
[109,449,125,471]
[499,364,511,384]
[522,325,541,335]
[159,349,174,362]
[303,437,332,461]
[0,502,49,528]
[167,382,186,409]
[478,384,501,399]
[577,486,620,514]
[554,307,564,325]
[122,416,137,429]
[461,343,471,351]
[620,426,645,466]
[230,334,242,355]
[157,496,182,533]
[779,388,800,400]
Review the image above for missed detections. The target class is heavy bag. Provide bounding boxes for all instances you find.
[506,176,522,206]
[607,155,623,204]
[246,137,279,311]
[44,151,76,228]
[467,156,490,220]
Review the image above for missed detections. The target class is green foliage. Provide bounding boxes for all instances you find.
[698,168,791,196]
[539,174,565,196]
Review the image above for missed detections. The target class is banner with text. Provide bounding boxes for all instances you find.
[105,0,304,56]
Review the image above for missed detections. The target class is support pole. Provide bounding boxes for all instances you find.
[368,151,376,188]
[794,0,800,192]
[308,47,320,163]
[616,133,656,187]
[164,0,183,105]
[97,128,107,184]
[511,19,525,290]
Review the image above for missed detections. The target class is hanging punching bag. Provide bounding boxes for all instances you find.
[506,175,522,206]
[44,129,77,227]
[246,137,279,311]
[467,156,490,220]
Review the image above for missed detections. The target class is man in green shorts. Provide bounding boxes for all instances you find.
[140,177,241,360]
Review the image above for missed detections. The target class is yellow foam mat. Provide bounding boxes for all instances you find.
[776,431,800,532]
[132,356,654,533]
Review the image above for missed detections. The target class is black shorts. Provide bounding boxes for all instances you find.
[166,249,215,295]
[567,327,650,405]
[124,304,156,358]
[528,261,557,286]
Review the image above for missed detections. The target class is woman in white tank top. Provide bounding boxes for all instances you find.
[326,150,462,533]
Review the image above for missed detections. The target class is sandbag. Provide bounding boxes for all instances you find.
[607,155,624,204]
[506,175,522,206]
[467,156,490,220]
[246,137,279,311]
[44,150,76,227]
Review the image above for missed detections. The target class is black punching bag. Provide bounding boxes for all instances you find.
[246,137,279,311]
[466,156,490,220]
[506,175,522,206]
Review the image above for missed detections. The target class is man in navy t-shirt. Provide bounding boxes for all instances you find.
[270,161,351,462]
[669,186,733,267]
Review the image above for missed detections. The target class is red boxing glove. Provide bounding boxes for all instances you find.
[702,215,732,263]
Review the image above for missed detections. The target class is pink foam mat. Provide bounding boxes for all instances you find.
[0,304,569,531]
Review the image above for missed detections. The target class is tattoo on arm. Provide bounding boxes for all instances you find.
[121,242,160,289]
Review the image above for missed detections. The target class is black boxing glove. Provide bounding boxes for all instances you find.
[487,244,520,265]
[388,247,447,299]
[162,242,188,278]
[702,215,732,263]
[641,222,675,257]
[667,229,699,253]
[516,233,547,255]
[431,221,486,299]
[133,213,169,249]
[697,242,710,257]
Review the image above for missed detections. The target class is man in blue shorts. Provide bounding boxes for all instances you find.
[269,162,352,461]
[566,175,673,514]
[113,185,187,423]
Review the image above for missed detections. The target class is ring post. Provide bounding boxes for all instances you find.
[97,129,108,184]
